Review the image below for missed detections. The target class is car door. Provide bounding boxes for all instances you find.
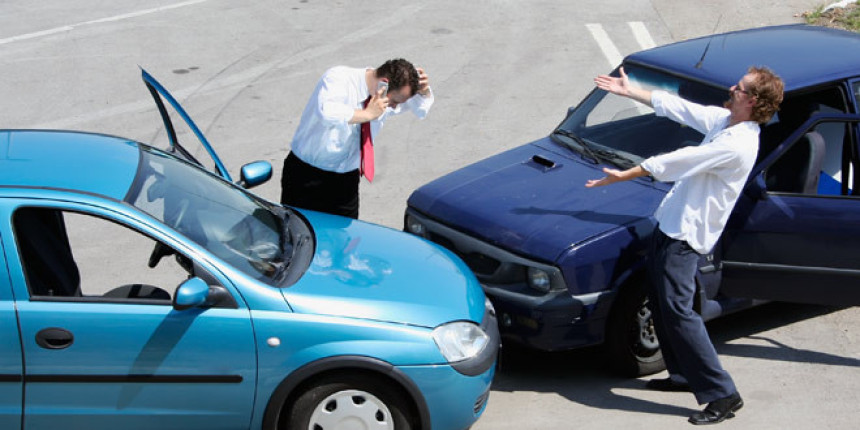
[142,69,233,181]
[720,107,860,307]
[0,231,23,429]
[2,201,257,430]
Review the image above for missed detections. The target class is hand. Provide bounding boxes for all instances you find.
[594,66,631,97]
[585,167,625,188]
[417,67,431,96]
[365,84,389,119]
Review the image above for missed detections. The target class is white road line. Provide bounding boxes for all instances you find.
[585,23,623,68]
[0,0,211,46]
[628,21,656,50]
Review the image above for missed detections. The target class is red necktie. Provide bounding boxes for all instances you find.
[360,96,375,182]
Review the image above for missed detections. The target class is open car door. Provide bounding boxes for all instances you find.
[720,113,860,307]
[141,68,232,182]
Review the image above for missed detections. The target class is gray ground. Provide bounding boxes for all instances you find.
[1,1,857,428]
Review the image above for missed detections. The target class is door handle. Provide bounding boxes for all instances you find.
[35,327,74,350]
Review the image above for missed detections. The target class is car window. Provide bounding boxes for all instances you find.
[761,87,857,197]
[13,207,202,303]
[127,147,296,283]
[764,119,856,197]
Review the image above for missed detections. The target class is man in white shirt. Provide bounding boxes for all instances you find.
[587,66,783,425]
[281,58,433,218]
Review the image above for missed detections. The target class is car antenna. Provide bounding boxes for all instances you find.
[695,15,723,69]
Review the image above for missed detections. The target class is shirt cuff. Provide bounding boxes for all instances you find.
[650,91,669,118]
[640,157,664,180]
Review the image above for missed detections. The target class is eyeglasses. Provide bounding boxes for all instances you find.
[730,86,752,96]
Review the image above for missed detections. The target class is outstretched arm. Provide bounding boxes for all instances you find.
[593,67,653,107]
[585,166,650,188]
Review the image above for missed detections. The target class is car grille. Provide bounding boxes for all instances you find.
[429,232,501,276]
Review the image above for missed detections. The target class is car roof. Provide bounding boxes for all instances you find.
[625,24,860,93]
[0,130,140,201]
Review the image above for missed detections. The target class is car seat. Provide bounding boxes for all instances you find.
[765,131,826,194]
[15,208,82,297]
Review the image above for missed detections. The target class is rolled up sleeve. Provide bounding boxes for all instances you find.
[318,74,357,124]
[641,143,740,183]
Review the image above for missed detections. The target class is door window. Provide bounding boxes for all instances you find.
[14,207,201,302]
[764,119,855,196]
[761,87,856,197]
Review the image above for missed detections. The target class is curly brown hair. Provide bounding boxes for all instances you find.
[746,66,784,124]
[376,58,419,96]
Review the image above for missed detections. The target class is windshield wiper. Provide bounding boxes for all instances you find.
[553,129,639,169]
[592,148,637,169]
[552,129,600,164]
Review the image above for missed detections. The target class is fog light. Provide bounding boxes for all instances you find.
[405,215,427,237]
[527,267,551,293]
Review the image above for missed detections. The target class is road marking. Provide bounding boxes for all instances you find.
[0,0,211,46]
[587,22,657,114]
[585,23,623,68]
[629,21,656,50]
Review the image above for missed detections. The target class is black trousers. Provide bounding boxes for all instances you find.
[280,152,360,219]
[647,228,736,404]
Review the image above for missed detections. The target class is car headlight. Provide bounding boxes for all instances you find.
[527,267,552,293]
[405,214,428,237]
[432,321,489,363]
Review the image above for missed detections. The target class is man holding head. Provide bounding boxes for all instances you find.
[281,58,433,219]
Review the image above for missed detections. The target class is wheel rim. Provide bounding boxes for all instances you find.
[308,389,394,430]
[631,301,660,357]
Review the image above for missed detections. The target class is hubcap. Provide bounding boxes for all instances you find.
[308,389,394,430]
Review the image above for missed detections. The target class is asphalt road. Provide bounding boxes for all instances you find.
[2,0,858,429]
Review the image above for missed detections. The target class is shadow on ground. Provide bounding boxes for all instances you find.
[491,302,854,418]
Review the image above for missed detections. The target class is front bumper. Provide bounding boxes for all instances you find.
[399,362,495,430]
[485,283,614,351]
[405,209,614,351]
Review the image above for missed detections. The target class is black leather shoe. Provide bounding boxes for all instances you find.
[688,392,743,425]
[645,377,691,392]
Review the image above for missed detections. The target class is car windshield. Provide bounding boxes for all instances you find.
[127,146,296,283]
[554,64,729,168]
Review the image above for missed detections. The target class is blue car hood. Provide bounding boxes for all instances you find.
[408,138,666,263]
[282,211,486,328]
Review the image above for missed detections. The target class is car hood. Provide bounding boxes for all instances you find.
[282,210,486,328]
[408,137,666,263]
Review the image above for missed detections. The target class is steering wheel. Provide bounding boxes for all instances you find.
[148,199,189,268]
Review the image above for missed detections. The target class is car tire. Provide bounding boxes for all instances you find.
[285,374,415,430]
[604,284,665,377]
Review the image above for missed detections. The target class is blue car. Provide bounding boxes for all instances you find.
[0,70,498,430]
[405,24,860,377]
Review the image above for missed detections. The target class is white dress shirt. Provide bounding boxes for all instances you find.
[640,91,760,254]
[289,66,434,173]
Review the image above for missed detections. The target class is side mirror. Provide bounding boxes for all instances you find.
[237,161,272,189]
[173,277,209,310]
[172,277,237,311]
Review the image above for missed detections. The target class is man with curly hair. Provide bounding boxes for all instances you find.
[587,66,784,425]
[281,58,433,218]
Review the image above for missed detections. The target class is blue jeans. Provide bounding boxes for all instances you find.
[648,228,737,404]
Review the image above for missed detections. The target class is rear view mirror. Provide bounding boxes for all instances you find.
[237,161,273,189]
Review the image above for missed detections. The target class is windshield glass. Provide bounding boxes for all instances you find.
[555,64,729,167]
[127,147,293,283]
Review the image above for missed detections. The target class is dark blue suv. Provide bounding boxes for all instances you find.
[405,25,860,376]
